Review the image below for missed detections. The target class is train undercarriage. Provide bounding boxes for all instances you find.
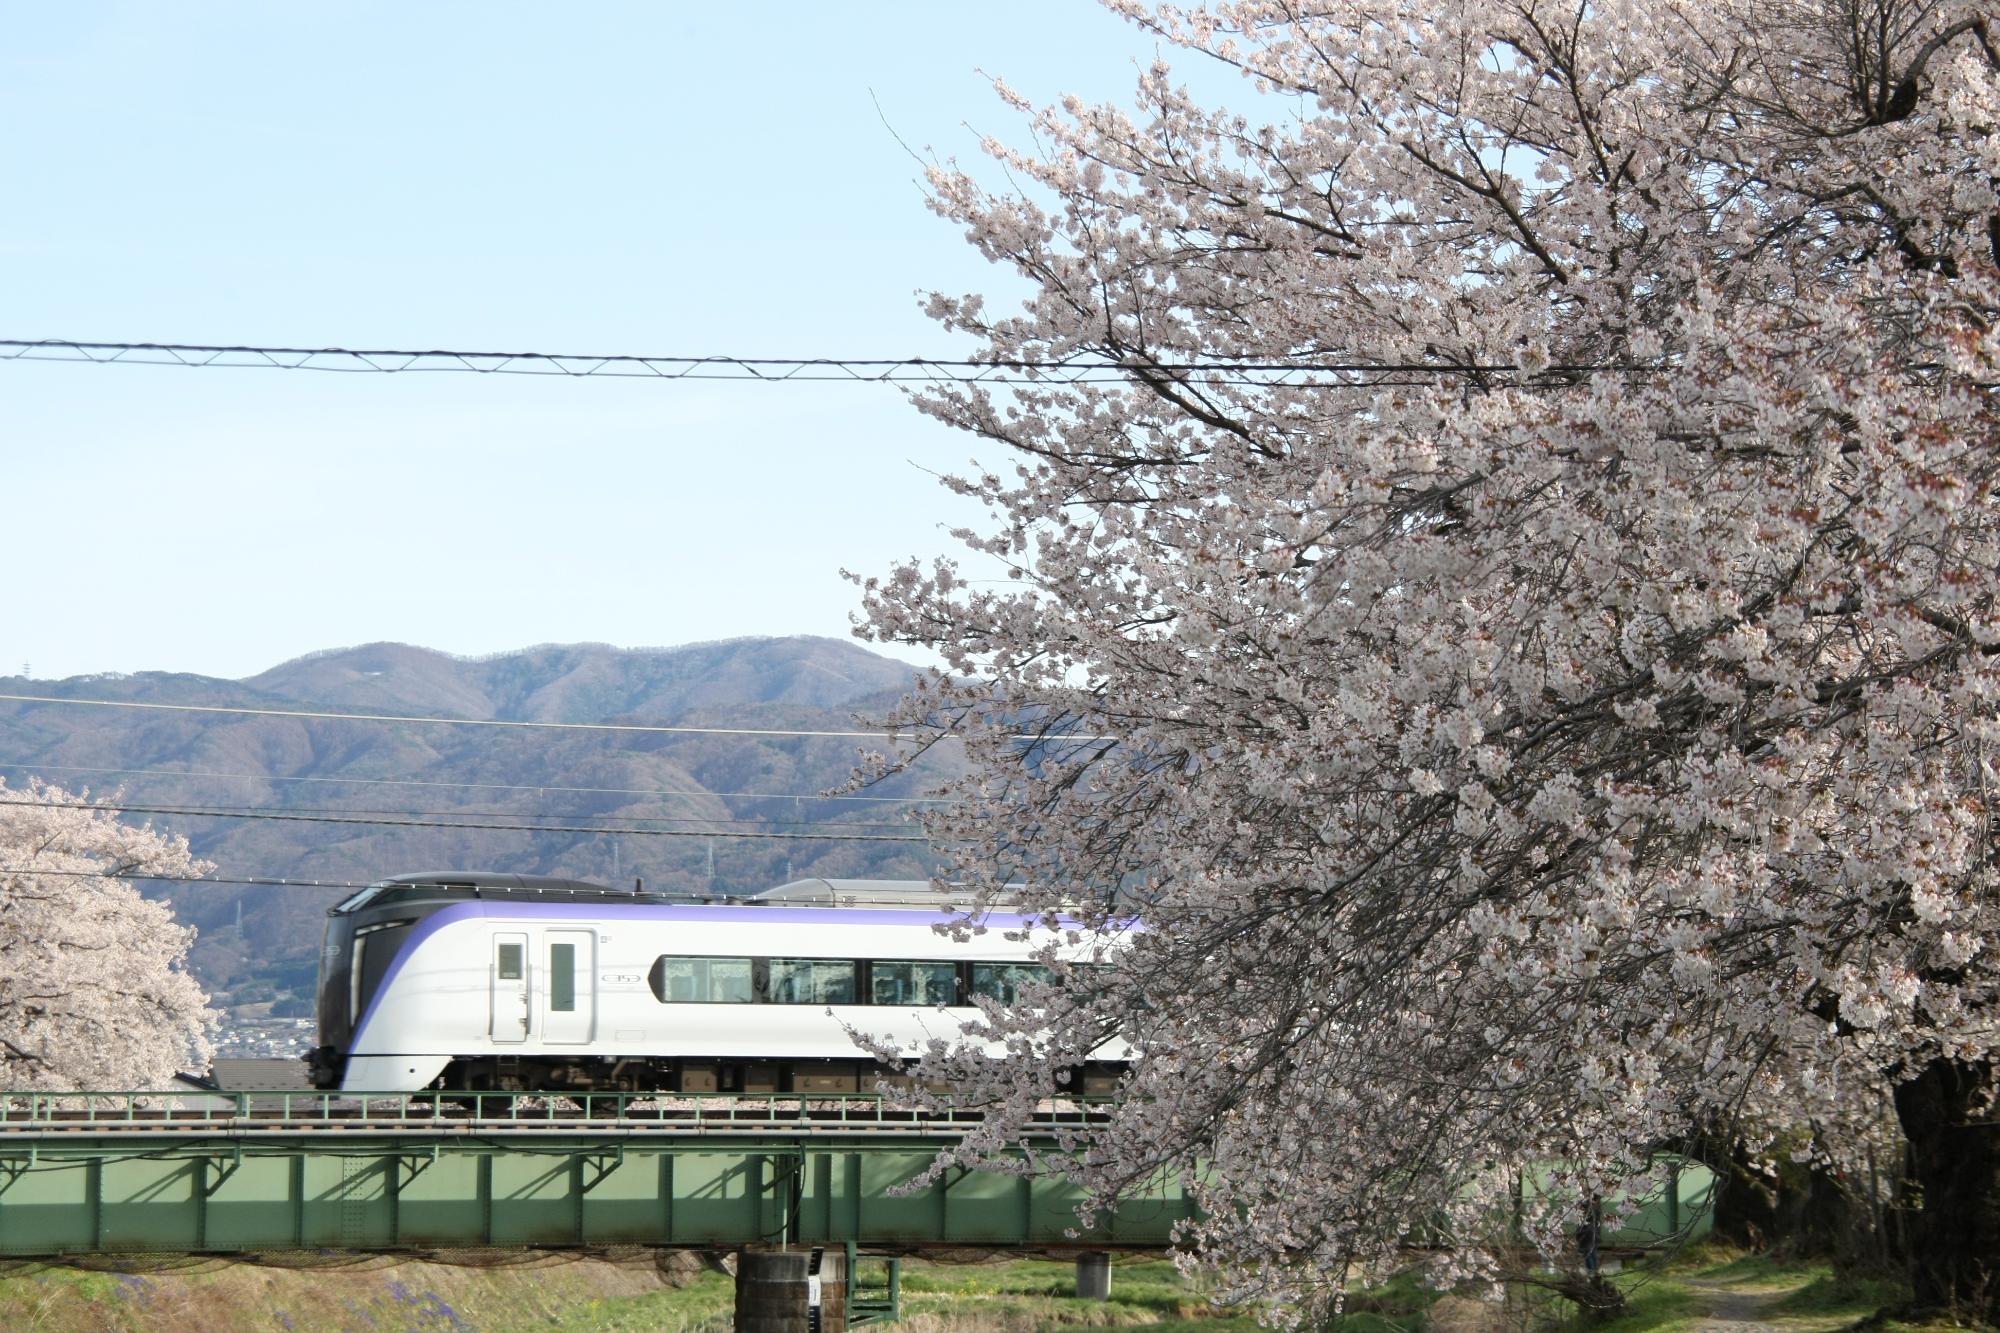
[384,1054,1125,1097]
[309,1043,1125,1097]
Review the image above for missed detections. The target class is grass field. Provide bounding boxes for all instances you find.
[0,1244,1954,1333]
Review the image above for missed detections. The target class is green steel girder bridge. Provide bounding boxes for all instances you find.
[0,1091,1194,1259]
[0,1090,1713,1263]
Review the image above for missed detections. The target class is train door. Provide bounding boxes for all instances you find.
[491,932,530,1043]
[542,929,595,1044]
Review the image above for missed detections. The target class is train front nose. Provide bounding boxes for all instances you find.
[310,916,356,1087]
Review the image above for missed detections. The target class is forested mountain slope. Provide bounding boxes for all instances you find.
[0,638,944,995]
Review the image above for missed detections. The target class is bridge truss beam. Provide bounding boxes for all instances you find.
[0,1129,1189,1257]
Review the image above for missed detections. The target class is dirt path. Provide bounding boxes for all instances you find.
[1683,1278,1789,1333]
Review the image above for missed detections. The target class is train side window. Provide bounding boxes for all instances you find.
[647,955,754,1003]
[766,958,858,1004]
[550,943,576,1011]
[497,943,524,981]
[872,961,960,1007]
[969,962,1054,1005]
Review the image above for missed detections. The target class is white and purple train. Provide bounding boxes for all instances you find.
[308,872,1126,1095]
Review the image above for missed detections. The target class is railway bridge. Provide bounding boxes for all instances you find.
[0,1089,1196,1328]
[0,1090,1181,1255]
[0,1089,1713,1329]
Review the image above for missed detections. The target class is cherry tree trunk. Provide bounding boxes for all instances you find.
[1892,1059,2000,1323]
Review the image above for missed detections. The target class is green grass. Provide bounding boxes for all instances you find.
[1665,1245,1908,1329]
[1672,1247,1814,1288]
[1513,1242,1921,1333]
[888,1249,1916,1333]
[1557,1277,1704,1333]
[0,1248,1941,1333]
[1768,1270,1906,1320]
[482,1269,736,1332]
[899,1256,1242,1329]
[1861,1318,1992,1333]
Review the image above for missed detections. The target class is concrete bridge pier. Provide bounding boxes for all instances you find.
[737,1247,846,1333]
[1076,1251,1112,1300]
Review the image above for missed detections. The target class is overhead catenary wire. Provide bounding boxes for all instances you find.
[0,796,932,842]
[0,867,375,890]
[0,693,900,740]
[0,868,983,895]
[0,693,1107,744]
[13,800,917,829]
[0,792,921,829]
[0,338,1642,386]
[0,760,951,805]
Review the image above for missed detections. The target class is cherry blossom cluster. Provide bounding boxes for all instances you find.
[0,779,217,1092]
[856,0,1998,1315]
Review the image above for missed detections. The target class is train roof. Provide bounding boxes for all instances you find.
[330,872,1022,917]
[332,871,647,916]
[381,871,611,893]
[748,878,1021,908]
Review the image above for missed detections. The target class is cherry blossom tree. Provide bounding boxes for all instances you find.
[858,0,1999,1319]
[0,779,217,1090]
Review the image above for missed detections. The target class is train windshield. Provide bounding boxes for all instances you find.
[332,885,385,914]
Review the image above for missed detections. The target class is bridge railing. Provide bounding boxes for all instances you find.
[0,1089,1108,1133]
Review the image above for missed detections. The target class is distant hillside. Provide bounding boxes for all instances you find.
[0,637,951,999]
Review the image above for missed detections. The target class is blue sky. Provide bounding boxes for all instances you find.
[0,3,1232,681]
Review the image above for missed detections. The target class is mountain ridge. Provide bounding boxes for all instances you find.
[0,636,950,1000]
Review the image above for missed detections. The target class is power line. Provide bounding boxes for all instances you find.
[0,693,898,740]
[0,792,919,829]
[13,799,916,829]
[0,867,373,890]
[0,796,931,842]
[0,338,1632,386]
[0,760,950,805]
[0,692,1098,745]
